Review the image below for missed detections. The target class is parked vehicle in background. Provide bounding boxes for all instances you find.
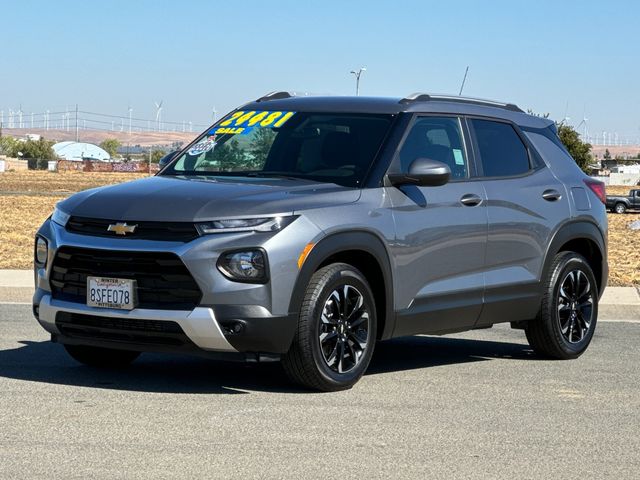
[606,189,640,213]
[33,92,609,391]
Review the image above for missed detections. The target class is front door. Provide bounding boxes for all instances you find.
[387,116,488,336]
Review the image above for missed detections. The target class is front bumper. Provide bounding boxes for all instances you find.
[35,293,236,352]
[33,291,297,356]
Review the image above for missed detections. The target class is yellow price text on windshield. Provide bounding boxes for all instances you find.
[219,111,295,129]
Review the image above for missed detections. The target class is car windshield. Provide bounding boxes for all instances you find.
[161,110,394,187]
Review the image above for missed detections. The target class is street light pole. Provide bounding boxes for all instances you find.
[350,67,366,96]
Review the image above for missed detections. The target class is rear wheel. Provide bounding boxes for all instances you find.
[283,263,376,391]
[615,203,627,214]
[64,344,140,367]
[525,252,598,359]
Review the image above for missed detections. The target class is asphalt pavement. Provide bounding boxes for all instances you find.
[0,302,638,479]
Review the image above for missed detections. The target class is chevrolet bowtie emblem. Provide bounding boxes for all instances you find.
[107,222,137,235]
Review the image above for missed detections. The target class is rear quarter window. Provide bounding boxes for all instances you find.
[471,119,530,177]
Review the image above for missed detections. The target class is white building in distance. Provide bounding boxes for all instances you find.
[53,142,110,161]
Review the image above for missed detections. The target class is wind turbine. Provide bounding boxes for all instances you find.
[128,105,133,135]
[17,105,23,129]
[561,101,570,126]
[212,106,217,123]
[154,101,163,131]
[576,109,589,142]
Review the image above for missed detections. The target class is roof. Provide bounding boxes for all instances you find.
[53,142,111,161]
[240,93,554,129]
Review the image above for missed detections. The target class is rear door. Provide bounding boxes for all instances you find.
[467,117,571,326]
[387,115,488,335]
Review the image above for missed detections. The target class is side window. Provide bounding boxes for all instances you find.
[398,117,468,179]
[471,119,530,177]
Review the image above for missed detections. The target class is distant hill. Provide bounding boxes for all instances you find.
[591,145,640,159]
[1,128,198,147]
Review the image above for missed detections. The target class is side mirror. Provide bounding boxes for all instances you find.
[388,158,451,187]
[159,151,177,169]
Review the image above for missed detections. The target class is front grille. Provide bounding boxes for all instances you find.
[55,312,193,346]
[50,247,202,310]
[66,216,199,242]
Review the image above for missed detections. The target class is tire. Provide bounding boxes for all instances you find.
[615,203,627,214]
[64,344,140,368]
[525,252,598,359]
[282,263,377,391]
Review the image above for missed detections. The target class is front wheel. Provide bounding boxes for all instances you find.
[283,263,377,391]
[64,344,140,368]
[525,252,598,359]
[615,203,627,214]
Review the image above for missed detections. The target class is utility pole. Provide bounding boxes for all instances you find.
[350,67,366,96]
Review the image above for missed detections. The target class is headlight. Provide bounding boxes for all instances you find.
[35,237,48,266]
[51,207,70,227]
[217,249,268,283]
[196,215,297,234]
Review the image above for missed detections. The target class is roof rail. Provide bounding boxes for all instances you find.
[255,91,294,102]
[399,93,523,113]
[399,93,432,104]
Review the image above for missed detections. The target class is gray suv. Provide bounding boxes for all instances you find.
[33,92,608,391]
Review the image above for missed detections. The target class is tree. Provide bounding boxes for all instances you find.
[203,139,244,170]
[603,149,612,161]
[19,138,56,159]
[0,136,18,156]
[150,149,167,163]
[249,128,276,168]
[557,124,592,173]
[99,138,121,159]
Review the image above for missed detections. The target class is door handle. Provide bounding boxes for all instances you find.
[460,194,483,207]
[542,189,562,201]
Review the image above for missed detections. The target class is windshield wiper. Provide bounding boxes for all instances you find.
[245,171,312,181]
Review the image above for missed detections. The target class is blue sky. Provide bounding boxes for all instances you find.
[1,0,638,141]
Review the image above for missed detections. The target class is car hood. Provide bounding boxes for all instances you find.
[57,175,361,222]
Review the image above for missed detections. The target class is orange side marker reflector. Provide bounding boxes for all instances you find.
[297,243,315,269]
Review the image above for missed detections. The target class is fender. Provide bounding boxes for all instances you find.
[542,219,607,297]
[287,230,396,340]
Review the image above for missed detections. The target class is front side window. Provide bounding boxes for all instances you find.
[163,111,393,188]
[471,119,530,177]
[397,116,468,180]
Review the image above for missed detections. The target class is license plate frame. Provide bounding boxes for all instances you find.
[86,276,137,310]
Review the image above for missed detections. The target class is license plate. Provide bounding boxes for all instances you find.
[87,276,136,310]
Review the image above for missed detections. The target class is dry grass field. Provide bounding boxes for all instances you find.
[0,172,638,286]
[0,170,147,194]
[605,185,640,286]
